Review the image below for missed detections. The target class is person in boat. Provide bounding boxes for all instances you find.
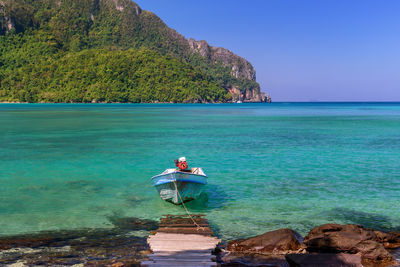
[174,157,191,172]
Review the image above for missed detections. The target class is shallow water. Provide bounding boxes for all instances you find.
[1,103,399,240]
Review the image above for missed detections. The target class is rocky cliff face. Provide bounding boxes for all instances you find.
[188,38,255,81]
[103,0,141,15]
[227,85,266,102]
[0,1,13,34]
[188,38,266,102]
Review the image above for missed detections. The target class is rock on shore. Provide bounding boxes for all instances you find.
[225,224,400,267]
[227,228,303,254]
[285,253,363,267]
[303,224,400,266]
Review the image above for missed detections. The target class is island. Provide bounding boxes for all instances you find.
[0,0,269,103]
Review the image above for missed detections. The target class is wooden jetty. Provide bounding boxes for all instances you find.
[141,214,221,267]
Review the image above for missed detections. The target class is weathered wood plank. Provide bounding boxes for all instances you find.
[156,228,213,236]
[164,214,206,218]
[142,214,220,267]
[149,249,214,254]
[142,261,217,267]
[159,223,209,227]
[149,239,220,245]
[159,223,210,227]
[150,252,213,257]
[148,256,216,261]
[160,218,208,224]
[148,233,219,240]
[149,246,218,251]
[161,216,208,221]
[146,258,215,262]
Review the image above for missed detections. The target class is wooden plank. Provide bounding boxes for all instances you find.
[148,236,221,250]
[161,218,208,222]
[157,226,212,230]
[150,249,214,254]
[148,256,216,261]
[149,249,214,254]
[142,263,217,267]
[148,254,215,258]
[159,223,209,227]
[149,249,217,253]
[162,216,207,220]
[149,243,217,248]
[146,259,216,264]
[149,239,220,244]
[149,253,213,258]
[149,240,219,245]
[148,238,220,242]
[149,233,219,239]
[150,232,218,239]
[141,261,217,267]
[156,227,213,235]
[150,254,213,256]
[148,252,216,257]
[161,217,208,221]
[142,262,208,266]
[160,218,208,222]
[157,228,212,232]
[164,214,206,218]
[159,224,211,229]
[149,245,218,251]
[160,220,209,226]
[141,214,220,267]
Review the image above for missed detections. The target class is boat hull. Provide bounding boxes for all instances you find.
[152,169,207,204]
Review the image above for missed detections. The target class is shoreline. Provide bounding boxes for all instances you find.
[0,101,269,104]
[2,101,400,104]
[1,220,399,267]
[0,217,157,266]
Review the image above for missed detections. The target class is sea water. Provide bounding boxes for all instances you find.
[0,103,399,240]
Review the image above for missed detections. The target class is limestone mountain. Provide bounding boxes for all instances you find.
[0,0,266,103]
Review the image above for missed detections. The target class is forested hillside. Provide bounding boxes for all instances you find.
[0,0,264,103]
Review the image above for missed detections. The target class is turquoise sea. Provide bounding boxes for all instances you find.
[1,103,399,240]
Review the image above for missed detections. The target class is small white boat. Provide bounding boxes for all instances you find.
[151,158,207,204]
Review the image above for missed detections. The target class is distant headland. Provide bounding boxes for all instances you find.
[0,0,269,103]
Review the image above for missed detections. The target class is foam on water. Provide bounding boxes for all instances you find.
[1,103,399,240]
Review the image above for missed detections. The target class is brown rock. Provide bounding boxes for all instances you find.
[227,228,303,254]
[355,240,394,262]
[303,224,398,265]
[374,230,400,249]
[221,253,288,267]
[285,253,363,267]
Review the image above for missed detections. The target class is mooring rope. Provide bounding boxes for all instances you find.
[172,180,205,231]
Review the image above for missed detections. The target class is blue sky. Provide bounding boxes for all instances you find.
[135,0,400,101]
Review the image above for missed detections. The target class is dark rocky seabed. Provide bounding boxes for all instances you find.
[0,217,157,266]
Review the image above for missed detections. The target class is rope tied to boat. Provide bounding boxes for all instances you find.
[172,180,206,232]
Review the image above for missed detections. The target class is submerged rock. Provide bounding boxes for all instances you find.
[227,228,303,254]
[0,217,155,266]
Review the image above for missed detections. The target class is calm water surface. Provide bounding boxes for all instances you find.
[1,103,399,240]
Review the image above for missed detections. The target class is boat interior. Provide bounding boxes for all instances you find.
[160,167,206,176]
